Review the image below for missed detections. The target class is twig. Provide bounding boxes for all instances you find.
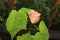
[0,16,6,26]
[33,24,39,30]
[48,0,58,31]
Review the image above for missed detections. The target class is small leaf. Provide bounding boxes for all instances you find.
[39,21,49,35]
[33,21,49,40]
[33,32,49,40]
[17,33,33,40]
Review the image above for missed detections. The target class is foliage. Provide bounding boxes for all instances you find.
[6,8,49,40]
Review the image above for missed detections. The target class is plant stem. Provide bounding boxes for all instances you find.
[48,0,58,31]
[33,24,39,30]
[0,16,5,25]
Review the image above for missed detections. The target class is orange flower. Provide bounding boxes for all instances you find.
[13,0,17,4]
[28,10,41,24]
[57,0,60,5]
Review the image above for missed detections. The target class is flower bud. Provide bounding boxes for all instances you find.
[28,10,41,24]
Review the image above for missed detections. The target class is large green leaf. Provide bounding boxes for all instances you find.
[6,8,32,40]
[17,33,33,40]
[6,10,18,40]
[33,21,49,40]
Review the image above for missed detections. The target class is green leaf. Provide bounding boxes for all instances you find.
[6,10,18,40]
[39,21,49,35]
[33,21,49,40]
[33,32,49,40]
[18,8,32,14]
[17,33,33,40]
[6,8,32,40]
[6,10,28,40]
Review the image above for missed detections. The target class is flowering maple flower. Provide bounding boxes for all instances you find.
[28,10,41,24]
